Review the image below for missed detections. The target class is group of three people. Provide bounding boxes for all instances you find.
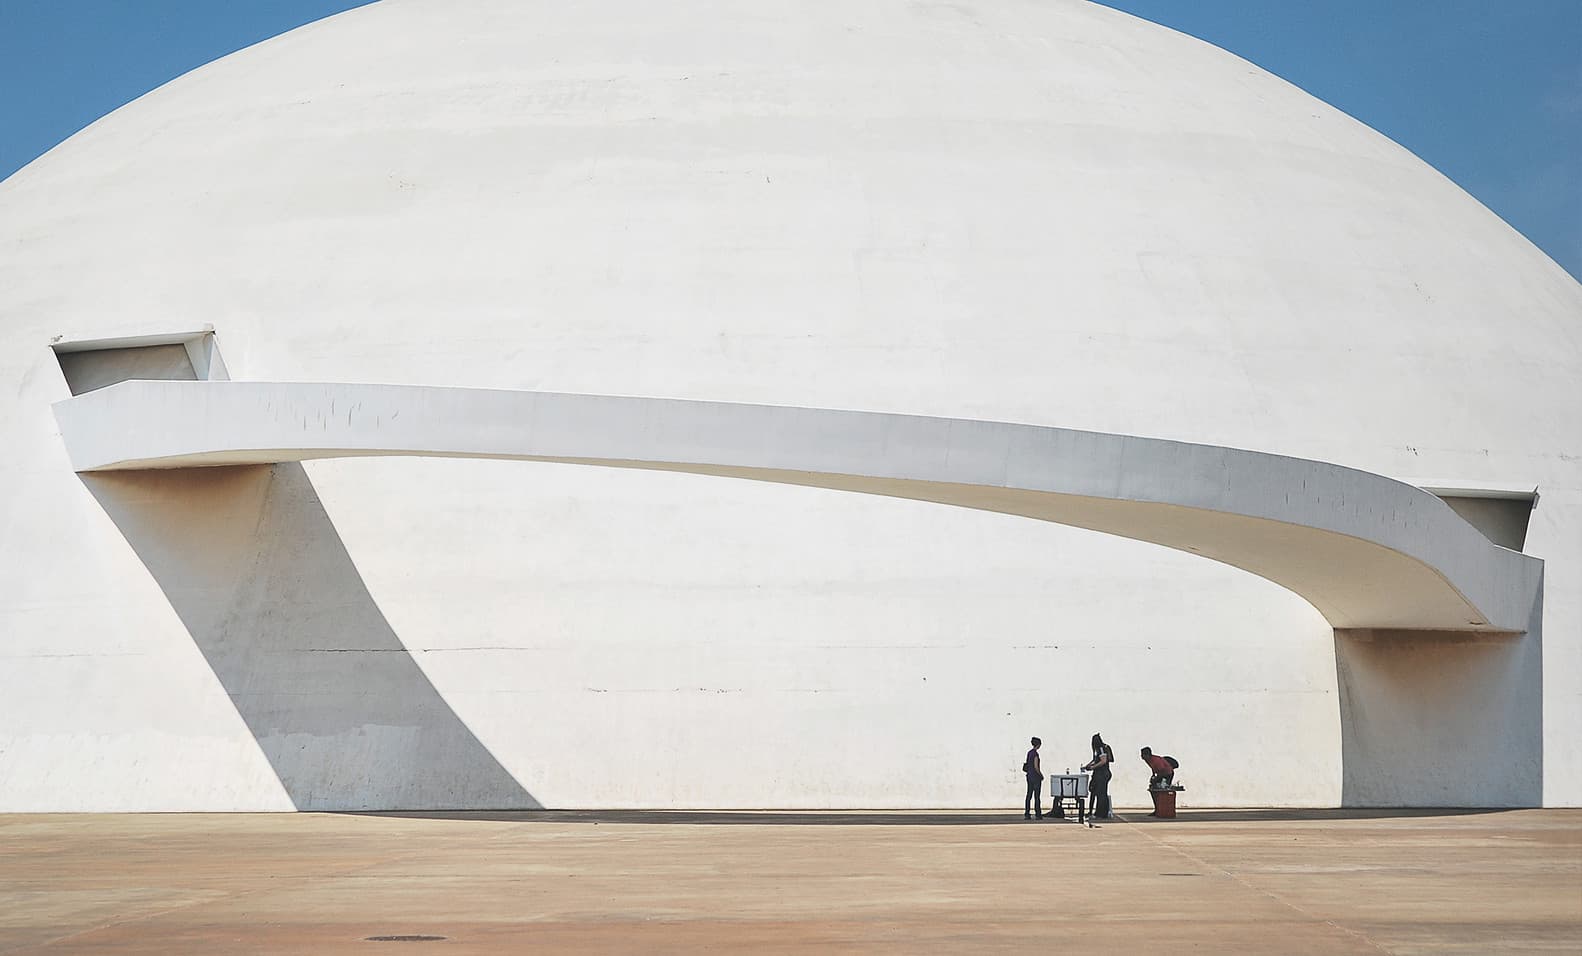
[1023,734,1174,820]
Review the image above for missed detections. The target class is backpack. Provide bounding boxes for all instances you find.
[1164,755,1179,769]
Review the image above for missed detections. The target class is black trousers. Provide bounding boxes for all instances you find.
[1088,771,1111,818]
[1024,774,1043,817]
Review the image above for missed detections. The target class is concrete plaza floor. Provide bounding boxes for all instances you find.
[2,808,1578,954]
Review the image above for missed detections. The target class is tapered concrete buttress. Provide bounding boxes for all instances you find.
[1334,588,1545,807]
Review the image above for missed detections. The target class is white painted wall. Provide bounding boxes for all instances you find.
[0,0,1577,809]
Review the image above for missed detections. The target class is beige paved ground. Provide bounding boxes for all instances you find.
[1,809,1578,954]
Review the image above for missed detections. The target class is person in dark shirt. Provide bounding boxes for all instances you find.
[1083,733,1114,819]
[1024,737,1043,820]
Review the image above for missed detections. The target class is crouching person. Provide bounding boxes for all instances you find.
[1141,746,1178,817]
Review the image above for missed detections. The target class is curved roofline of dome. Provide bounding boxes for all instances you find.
[53,380,1542,634]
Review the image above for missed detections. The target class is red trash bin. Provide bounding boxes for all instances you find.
[1149,788,1177,818]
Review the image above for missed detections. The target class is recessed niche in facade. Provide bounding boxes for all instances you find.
[52,330,228,396]
[1434,492,1537,551]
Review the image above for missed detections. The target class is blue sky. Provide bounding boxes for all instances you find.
[2,1,1577,279]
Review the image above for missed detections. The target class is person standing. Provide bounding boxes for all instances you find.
[1023,737,1044,820]
[1082,733,1114,819]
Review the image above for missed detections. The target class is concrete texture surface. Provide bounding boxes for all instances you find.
[2,810,1578,954]
[5,0,1580,814]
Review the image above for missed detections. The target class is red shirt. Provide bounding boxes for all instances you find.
[1144,754,1174,775]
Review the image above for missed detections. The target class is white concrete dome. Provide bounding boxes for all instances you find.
[1,0,1578,811]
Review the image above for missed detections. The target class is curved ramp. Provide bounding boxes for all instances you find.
[54,380,1540,634]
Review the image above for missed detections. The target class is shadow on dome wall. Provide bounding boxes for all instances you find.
[83,464,540,811]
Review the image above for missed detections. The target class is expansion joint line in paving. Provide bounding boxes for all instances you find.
[1116,816,1391,954]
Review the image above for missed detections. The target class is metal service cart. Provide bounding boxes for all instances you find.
[1047,773,1089,823]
